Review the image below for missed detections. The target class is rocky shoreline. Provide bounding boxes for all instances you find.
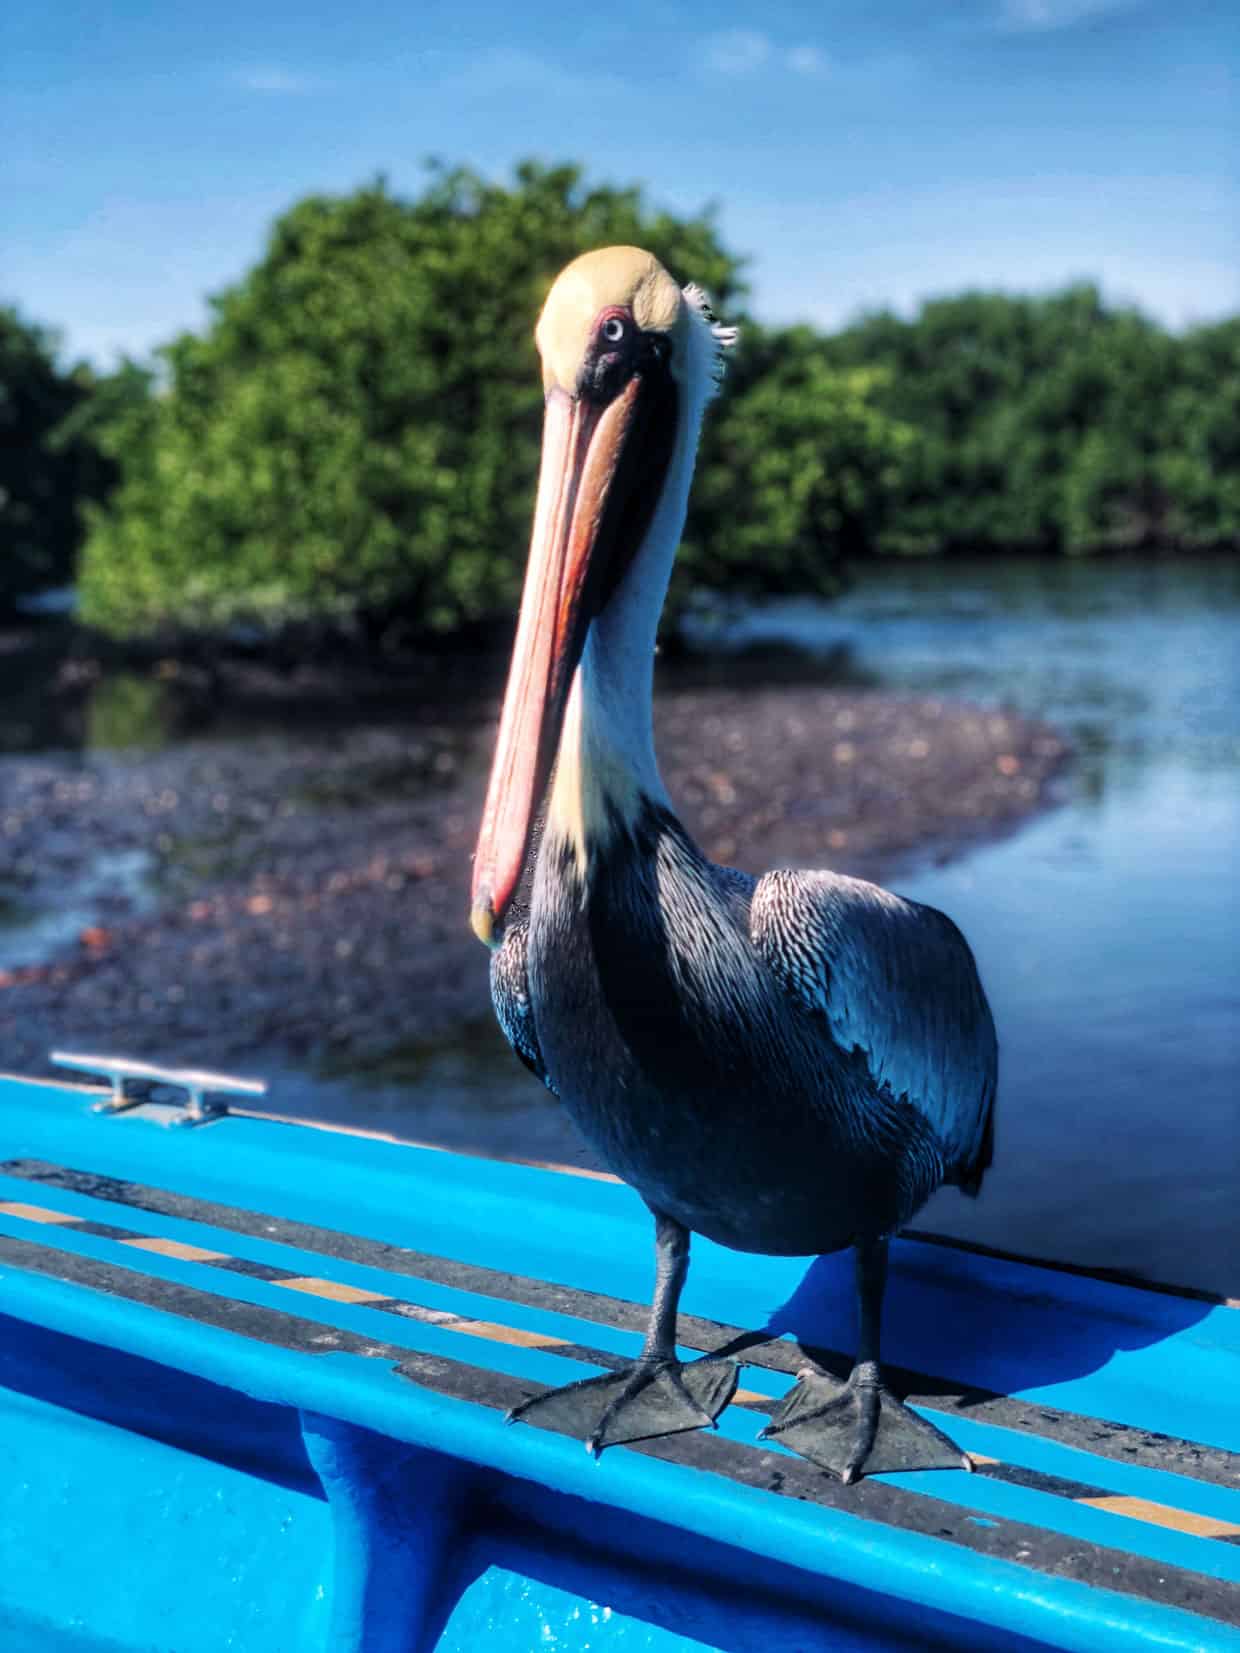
[0,676,1066,1085]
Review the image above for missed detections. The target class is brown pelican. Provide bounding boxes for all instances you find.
[470,247,996,1483]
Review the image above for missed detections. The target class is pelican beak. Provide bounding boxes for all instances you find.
[471,377,645,947]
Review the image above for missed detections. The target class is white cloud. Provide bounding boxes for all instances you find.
[998,0,1136,32]
[704,31,829,78]
[704,29,772,76]
[234,68,321,95]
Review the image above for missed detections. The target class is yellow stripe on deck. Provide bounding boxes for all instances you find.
[451,1318,570,1350]
[959,1455,1240,1540]
[276,1276,391,1305]
[383,1299,571,1349]
[122,1236,226,1262]
[1079,1495,1240,1540]
[0,1201,83,1225]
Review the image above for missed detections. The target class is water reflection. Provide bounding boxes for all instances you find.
[264,1019,601,1171]
[0,616,503,757]
[0,623,178,755]
[85,673,176,751]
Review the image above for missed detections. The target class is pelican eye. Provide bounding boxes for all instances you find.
[582,310,640,400]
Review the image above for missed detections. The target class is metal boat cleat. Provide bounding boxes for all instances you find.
[49,1051,266,1126]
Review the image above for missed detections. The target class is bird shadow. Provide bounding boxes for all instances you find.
[706,1239,1216,1419]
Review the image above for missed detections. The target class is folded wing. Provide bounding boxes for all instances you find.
[751,869,997,1192]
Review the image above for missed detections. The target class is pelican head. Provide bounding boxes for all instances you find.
[470,247,732,948]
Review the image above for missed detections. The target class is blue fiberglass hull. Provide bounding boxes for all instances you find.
[0,1071,1238,1653]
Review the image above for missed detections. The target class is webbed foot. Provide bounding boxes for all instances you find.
[507,1356,738,1457]
[757,1360,971,1484]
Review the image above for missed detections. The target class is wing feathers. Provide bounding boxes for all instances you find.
[751,868,997,1187]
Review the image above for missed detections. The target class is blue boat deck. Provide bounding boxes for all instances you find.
[0,1070,1237,1652]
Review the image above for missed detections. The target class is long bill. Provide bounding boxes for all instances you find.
[471,377,644,947]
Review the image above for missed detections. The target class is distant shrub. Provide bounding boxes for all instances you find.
[1156,319,1240,550]
[688,325,913,601]
[826,286,1237,558]
[78,164,748,642]
[76,168,1239,645]
[0,307,117,612]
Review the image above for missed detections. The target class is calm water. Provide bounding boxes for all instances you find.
[722,558,1240,1296]
[269,557,1239,1296]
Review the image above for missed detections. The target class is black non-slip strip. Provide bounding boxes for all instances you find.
[4,1156,1236,1493]
[67,1218,143,1242]
[1,1226,1236,1630]
[5,1202,1236,1538]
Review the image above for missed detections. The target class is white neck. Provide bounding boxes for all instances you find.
[547,312,719,870]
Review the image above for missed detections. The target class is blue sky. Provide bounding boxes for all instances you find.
[3,0,1235,366]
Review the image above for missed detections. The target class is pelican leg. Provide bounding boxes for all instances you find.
[506,1210,738,1457]
[758,1238,971,1483]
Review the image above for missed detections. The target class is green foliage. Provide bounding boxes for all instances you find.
[685,325,913,604]
[78,163,743,640]
[0,308,116,611]
[825,286,1234,559]
[1157,318,1240,549]
[73,164,1238,644]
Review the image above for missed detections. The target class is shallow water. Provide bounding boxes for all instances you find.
[0,849,154,969]
[267,556,1239,1296]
